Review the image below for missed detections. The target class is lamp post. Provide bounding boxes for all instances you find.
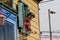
[48,9,55,40]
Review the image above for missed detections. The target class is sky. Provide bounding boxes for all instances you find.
[39,0,60,36]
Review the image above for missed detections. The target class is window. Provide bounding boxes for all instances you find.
[18,1,30,35]
[0,3,17,40]
[24,4,30,17]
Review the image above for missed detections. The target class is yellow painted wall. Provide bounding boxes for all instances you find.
[0,0,40,40]
[13,0,18,9]
[0,0,10,6]
[14,0,40,40]
[22,0,40,40]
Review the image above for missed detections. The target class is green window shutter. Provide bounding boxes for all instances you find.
[18,1,24,28]
[10,0,13,7]
[24,4,28,17]
[18,2,30,28]
[23,4,30,35]
[18,1,30,35]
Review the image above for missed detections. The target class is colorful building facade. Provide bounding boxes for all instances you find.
[0,2,17,40]
[0,0,41,40]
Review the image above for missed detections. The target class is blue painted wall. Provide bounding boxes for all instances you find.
[0,7,17,40]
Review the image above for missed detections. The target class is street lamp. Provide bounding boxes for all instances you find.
[48,9,55,40]
[38,0,55,40]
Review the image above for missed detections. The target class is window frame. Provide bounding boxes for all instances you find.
[18,1,30,35]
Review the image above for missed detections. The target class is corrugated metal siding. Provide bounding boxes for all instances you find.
[0,20,15,40]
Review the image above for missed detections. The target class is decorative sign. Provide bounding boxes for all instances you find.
[0,12,4,26]
[0,18,4,25]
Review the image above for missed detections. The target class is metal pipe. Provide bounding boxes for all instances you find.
[48,9,52,40]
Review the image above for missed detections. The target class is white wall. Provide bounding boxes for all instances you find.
[39,0,60,31]
[39,0,60,39]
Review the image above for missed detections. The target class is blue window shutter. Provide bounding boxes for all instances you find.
[4,20,15,40]
[0,27,4,40]
[0,20,15,40]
